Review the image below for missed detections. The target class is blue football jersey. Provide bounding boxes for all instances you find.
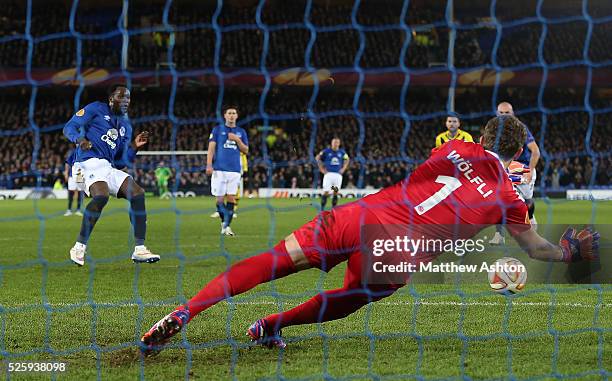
[320,148,349,173]
[209,125,248,173]
[516,125,535,165]
[63,101,137,169]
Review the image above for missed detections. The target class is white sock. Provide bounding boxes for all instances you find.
[75,242,86,249]
[135,245,146,251]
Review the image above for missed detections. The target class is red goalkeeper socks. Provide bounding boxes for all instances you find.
[265,287,397,329]
[180,241,296,321]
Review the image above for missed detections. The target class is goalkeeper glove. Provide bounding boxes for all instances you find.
[559,226,600,263]
[506,161,530,185]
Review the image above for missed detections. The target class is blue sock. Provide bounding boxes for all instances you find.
[216,202,226,225]
[68,191,74,210]
[77,195,109,244]
[224,202,235,227]
[77,191,83,210]
[129,194,147,246]
[332,195,338,208]
[495,224,504,236]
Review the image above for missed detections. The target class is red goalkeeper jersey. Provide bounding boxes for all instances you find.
[361,139,530,234]
[293,140,530,281]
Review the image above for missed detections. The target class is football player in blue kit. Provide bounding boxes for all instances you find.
[316,137,349,210]
[63,84,160,266]
[206,106,249,236]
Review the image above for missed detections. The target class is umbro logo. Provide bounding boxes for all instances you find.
[104,115,111,121]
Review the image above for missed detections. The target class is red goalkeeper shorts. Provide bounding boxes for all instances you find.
[293,203,403,289]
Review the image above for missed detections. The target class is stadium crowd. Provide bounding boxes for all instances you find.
[1,86,610,193]
[1,0,611,193]
[2,0,612,69]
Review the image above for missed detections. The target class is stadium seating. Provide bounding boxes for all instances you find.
[1,0,611,192]
[0,86,610,191]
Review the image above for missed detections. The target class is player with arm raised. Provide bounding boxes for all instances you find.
[141,116,598,353]
[435,112,473,148]
[206,106,248,236]
[63,148,83,216]
[63,84,160,266]
[490,101,541,245]
[316,137,349,210]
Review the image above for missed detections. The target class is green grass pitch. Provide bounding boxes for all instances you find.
[0,197,610,380]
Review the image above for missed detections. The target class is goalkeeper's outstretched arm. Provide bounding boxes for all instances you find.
[513,227,600,263]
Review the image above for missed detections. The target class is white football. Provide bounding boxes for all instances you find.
[488,257,527,294]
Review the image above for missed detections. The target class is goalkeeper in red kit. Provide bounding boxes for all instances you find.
[141,116,600,354]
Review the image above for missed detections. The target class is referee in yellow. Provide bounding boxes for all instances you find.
[435,112,473,148]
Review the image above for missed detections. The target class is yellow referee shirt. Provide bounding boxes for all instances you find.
[435,129,474,148]
[240,152,248,174]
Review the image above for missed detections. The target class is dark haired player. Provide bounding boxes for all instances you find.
[141,116,598,353]
[435,112,474,148]
[63,85,160,266]
[206,106,248,236]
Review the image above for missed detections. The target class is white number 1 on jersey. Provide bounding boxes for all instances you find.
[414,175,462,215]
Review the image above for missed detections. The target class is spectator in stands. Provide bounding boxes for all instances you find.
[1,86,610,192]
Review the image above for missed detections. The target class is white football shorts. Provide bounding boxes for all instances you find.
[515,168,536,200]
[236,175,244,198]
[72,158,130,197]
[67,175,78,191]
[211,170,241,197]
[322,172,343,192]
